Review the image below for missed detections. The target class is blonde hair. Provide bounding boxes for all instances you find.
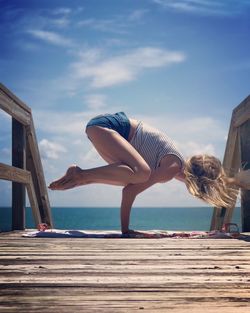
[184,155,237,208]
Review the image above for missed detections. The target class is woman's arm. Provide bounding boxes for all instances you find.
[120,156,181,234]
[121,176,158,234]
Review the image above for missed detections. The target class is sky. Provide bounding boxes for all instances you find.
[0,0,250,208]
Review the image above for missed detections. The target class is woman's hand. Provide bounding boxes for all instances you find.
[122,229,139,235]
[122,229,146,237]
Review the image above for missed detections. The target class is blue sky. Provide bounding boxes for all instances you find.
[0,0,250,207]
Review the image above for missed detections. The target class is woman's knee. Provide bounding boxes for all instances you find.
[133,164,151,183]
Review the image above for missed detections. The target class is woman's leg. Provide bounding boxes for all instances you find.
[49,126,151,190]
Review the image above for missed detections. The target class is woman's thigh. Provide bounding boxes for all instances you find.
[86,126,149,172]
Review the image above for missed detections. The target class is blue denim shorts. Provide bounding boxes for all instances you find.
[86,112,131,140]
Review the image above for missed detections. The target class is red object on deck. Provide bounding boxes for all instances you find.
[37,223,49,232]
[222,223,240,238]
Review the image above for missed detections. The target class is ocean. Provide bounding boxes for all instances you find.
[0,206,241,232]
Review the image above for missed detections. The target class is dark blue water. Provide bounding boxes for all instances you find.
[0,206,241,232]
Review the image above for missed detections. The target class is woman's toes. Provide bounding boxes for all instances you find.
[48,165,81,191]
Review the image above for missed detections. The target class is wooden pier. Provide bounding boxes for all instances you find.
[1,86,250,312]
[0,231,250,312]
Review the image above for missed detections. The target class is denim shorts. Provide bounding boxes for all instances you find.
[86,112,131,140]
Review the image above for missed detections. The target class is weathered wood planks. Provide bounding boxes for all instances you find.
[26,118,53,227]
[0,164,42,226]
[0,231,250,312]
[210,110,240,230]
[0,83,31,113]
[0,163,31,185]
[240,120,250,231]
[0,83,52,229]
[0,89,31,126]
[210,94,250,231]
[12,118,26,230]
[233,95,250,128]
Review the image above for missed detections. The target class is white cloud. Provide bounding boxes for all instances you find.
[50,6,83,16]
[51,7,72,15]
[39,139,67,160]
[49,6,84,28]
[77,9,147,34]
[51,17,70,28]
[84,94,107,110]
[81,147,103,166]
[128,9,148,21]
[153,0,250,16]
[181,141,215,157]
[141,115,226,139]
[71,47,186,88]
[34,110,90,136]
[77,18,128,34]
[75,48,102,64]
[27,29,73,47]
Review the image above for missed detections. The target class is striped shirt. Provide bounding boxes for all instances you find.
[130,121,185,170]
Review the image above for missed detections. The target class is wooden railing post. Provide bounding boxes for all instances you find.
[210,112,240,231]
[240,120,250,232]
[26,118,53,227]
[0,83,53,229]
[12,118,26,230]
[210,95,250,231]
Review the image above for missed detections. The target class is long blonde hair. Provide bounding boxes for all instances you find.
[184,155,238,208]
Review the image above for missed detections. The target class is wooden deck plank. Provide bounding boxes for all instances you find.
[0,231,250,312]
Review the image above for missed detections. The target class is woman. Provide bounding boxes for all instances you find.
[49,112,247,234]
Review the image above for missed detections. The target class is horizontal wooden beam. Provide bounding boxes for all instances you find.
[0,163,31,184]
[0,90,31,126]
[0,162,42,226]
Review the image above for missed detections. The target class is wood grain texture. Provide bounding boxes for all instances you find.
[240,120,250,231]
[0,231,250,312]
[12,118,26,230]
[0,83,52,228]
[210,94,250,230]
[210,112,240,230]
[26,118,53,227]
[0,90,31,126]
[0,83,31,113]
[233,95,250,128]
[0,163,30,184]
[0,163,42,226]
[25,183,42,226]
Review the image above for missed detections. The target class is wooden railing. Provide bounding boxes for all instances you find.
[0,83,53,230]
[210,95,250,232]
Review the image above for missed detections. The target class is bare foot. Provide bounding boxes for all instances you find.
[48,165,82,190]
